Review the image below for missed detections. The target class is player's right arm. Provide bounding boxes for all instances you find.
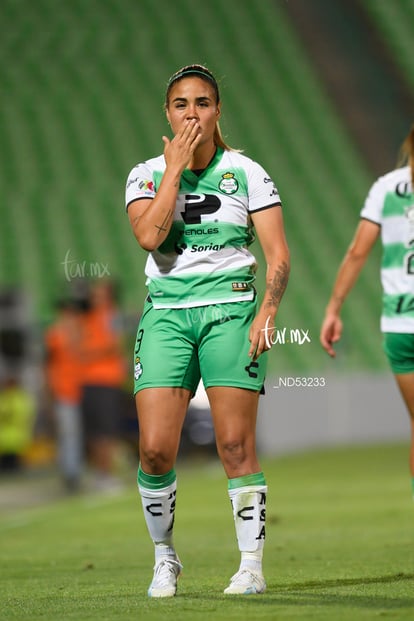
[127,119,201,251]
[320,218,380,357]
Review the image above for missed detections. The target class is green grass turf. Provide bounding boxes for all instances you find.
[1,443,414,620]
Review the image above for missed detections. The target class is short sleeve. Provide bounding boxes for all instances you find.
[360,176,384,224]
[247,160,282,213]
[125,162,156,210]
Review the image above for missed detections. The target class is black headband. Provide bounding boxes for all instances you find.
[167,67,219,94]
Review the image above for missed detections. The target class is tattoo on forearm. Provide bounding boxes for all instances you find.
[266,260,289,308]
[155,210,173,235]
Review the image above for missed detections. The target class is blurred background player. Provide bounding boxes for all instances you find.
[79,279,128,493]
[44,298,83,492]
[320,124,414,498]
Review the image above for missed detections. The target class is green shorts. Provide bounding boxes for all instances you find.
[383,332,414,374]
[133,297,267,394]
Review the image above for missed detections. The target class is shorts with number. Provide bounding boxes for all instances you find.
[133,297,267,394]
[383,332,414,374]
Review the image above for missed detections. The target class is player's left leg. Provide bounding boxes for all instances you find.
[383,333,414,498]
[208,386,267,595]
[393,372,414,497]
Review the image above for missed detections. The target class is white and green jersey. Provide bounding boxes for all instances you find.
[126,147,281,308]
[360,165,414,332]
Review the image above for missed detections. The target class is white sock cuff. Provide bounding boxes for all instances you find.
[228,484,267,500]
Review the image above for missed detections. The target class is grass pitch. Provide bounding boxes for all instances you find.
[1,443,414,621]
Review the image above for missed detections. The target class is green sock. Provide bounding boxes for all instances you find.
[137,464,176,490]
[227,471,266,490]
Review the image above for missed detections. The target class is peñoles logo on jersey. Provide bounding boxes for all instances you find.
[219,172,238,195]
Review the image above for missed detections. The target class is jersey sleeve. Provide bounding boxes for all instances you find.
[360,176,385,224]
[125,162,156,210]
[247,160,282,213]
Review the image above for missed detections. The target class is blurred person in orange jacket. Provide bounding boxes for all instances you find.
[79,279,128,492]
[44,298,83,491]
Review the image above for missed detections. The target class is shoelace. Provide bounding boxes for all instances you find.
[153,560,181,587]
[230,569,260,585]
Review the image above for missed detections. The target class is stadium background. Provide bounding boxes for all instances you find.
[1,0,414,454]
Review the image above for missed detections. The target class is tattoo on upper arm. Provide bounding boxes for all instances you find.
[266,260,289,308]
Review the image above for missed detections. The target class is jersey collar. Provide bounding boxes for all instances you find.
[182,147,223,184]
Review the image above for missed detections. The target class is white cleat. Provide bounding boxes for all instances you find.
[147,558,183,598]
[224,568,266,595]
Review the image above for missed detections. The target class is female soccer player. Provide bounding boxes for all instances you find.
[125,64,290,597]
[320,124,414,497]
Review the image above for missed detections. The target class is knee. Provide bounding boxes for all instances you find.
[218,438,248,469]
[139,444,175,474]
